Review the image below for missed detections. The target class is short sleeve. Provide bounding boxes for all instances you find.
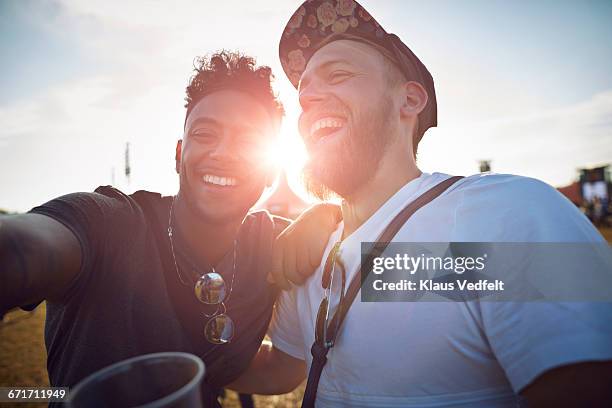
[268,288,306,360]
[481,302,612,392]
[27,186,139,304]
[473,177,612,392]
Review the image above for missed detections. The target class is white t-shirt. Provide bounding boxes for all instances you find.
[269,172,612,407]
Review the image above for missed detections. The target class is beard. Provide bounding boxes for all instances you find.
[302,95,395,200]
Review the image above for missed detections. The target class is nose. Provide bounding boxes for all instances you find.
[299,81,325,112]
[208,135,238,163]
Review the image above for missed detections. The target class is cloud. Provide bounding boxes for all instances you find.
[0,71,184,211]
[419,89,612,186]
[0,0,302,211]
[2,0,611,211]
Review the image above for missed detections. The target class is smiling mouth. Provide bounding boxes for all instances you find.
[201,174,238,187]
[309,117,346,143]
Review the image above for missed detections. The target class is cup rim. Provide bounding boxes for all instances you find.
[70,352,205,408]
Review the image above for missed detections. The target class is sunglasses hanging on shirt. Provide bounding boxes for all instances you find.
[316,241,347,348]
[167,197,237,345]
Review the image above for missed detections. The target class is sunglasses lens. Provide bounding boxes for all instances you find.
[195,272,226,304]
[322,242,342,289]
[205,314,234,344]
[315,297,329,344]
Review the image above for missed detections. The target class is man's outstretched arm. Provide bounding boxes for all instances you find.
[227,341,306,395]
[0,214,81,314]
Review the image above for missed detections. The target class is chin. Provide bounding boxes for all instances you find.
[182,191,247,225]
[181,174,265,222]
[303,163,342,201]
[197,205,246,225]
[200,190,264,223]
[305,154,373,200]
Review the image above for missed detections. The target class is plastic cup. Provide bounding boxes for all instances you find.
[69,352,205,408]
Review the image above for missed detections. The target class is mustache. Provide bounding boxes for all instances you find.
[299,102,350,137]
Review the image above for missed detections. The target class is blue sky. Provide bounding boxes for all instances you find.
[1,0,611,211]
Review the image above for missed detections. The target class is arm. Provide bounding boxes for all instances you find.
[230,269,307,395]
[227,340,306,395]
[520,361,612,407]
[270,203,341,289]
[0,213,81,314]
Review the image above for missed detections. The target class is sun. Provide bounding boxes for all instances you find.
[257,80,319,203]
[258,128,317,204]
[263,131,309,177]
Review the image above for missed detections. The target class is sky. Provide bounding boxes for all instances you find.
[1,0,611,212]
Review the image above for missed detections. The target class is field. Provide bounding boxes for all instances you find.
[0,304,304,408]
[1,227,611,407]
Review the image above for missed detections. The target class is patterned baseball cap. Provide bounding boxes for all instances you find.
[279,0,437,139]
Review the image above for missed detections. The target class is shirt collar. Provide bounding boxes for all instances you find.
[336,172,434,280]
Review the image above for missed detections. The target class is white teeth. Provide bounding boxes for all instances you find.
[310,117,344,138]
[202,174,237,186]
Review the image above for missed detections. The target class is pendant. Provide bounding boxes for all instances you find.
[194,272,227,304]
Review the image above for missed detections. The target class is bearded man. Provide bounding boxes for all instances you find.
[229,1,612,407]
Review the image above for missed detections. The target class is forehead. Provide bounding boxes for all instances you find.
[304,39,385,75]
[185,89,272,132]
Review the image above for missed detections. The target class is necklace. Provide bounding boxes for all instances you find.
[167,196,237,289]
[167,196,238,344]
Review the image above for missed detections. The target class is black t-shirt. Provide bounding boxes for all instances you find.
[28,186,285,406]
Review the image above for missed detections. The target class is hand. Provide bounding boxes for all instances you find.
[270,203,341,290]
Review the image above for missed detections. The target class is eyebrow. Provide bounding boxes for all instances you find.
[299,59,354,91]
[187,117,220,132]
[187,117,264,136]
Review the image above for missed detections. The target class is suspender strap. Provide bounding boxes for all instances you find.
[302,175,464,408]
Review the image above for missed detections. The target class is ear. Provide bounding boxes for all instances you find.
[399,81,428,119]
[175,140,182,174]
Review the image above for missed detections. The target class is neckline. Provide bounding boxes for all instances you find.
[339,172,431,244]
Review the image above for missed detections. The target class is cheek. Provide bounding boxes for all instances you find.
[331,88,363,120]
[240,149,261,167]
[181,142,200,163]
[241,143,274,173]
[245,167,269,190]
[340,78,382,112]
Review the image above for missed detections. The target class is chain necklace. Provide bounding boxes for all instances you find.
[167,196,238,305]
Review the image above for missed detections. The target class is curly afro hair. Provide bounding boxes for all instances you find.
[184,50,284,131]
